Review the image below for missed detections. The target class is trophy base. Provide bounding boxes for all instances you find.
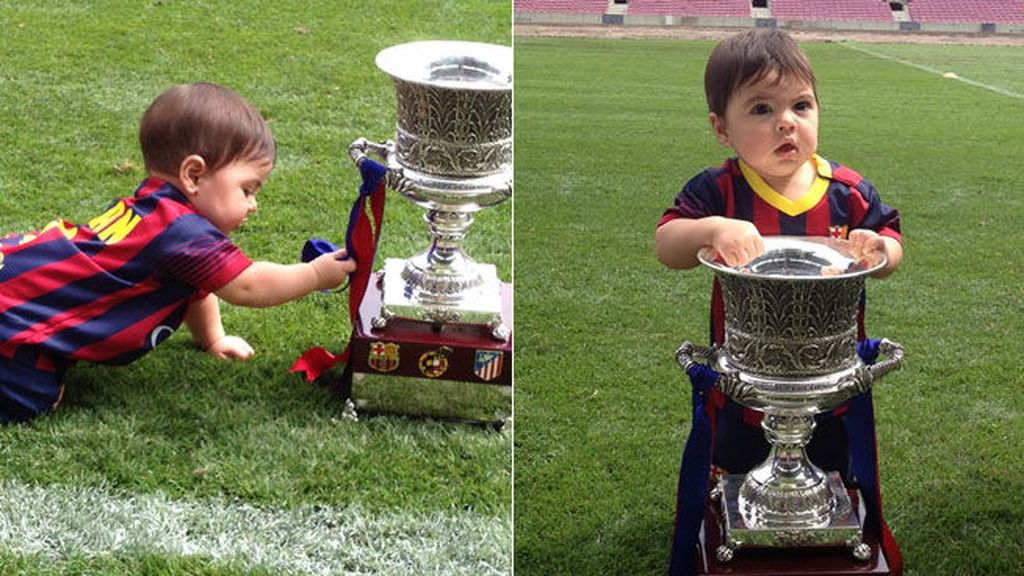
[697,477,891,575]
[378,258,508,339]
[343,273,511,424]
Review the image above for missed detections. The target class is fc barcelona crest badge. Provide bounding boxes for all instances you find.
[828,225,849,239]
[368,341,400,373]
[418,347,452,378]
[473,350,503,382]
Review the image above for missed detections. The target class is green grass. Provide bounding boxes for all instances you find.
[842,41,1024,96]
[0,551,280,576]
[0,2,510,574]
[513,36,1024,575]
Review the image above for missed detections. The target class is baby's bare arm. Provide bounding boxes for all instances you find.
[185,293,254,360]
[216,249,355,308]
[655,216,764,269]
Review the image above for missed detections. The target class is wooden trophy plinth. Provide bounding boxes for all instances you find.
[342,273,511,425]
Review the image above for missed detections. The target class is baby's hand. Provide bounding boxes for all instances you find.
[710,218,764,267]
[207,335,254,360]
[310,249,357,291]
[847,229,886,260]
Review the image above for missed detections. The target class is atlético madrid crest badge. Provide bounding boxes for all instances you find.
[418,347,451,378]
[368,341,400,373]
[473,350,503,382]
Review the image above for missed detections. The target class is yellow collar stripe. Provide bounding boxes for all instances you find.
[739,154,831,217]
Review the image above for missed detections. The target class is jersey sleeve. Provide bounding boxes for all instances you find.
[152,215,252,293]
[657,168,726,228]
[852,179,902,244]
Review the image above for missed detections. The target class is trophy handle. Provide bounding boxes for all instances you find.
[675,342,754,403]
[835,338,905,401]
[349,137,393,167]
[675,341,719,374]
[867,338,904,380]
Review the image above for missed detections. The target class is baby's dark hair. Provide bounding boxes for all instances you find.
[140,82,276,175]
[704,29,816,117]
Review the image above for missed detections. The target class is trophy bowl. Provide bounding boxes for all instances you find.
[349,40,512,337]
[676,236,903,562]
[373,40,512,210]
[695,236,891,412]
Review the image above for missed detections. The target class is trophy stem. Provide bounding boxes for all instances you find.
[400,208,485,299]
[379,205,504,332]
[423,209,476,274]
[761,413,819,479]
[738,413,842,528]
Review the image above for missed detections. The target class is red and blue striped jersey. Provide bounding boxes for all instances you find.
[0,178,251,365]
[658,155,902,344]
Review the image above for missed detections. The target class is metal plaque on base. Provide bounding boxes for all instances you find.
[677,237,904,565]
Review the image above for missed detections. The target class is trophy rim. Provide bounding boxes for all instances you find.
[375,40,512,91]
[698,235,887,281]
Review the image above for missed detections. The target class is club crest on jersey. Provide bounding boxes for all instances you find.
[473,350,503,382]
[367,341,400,373]
[418,347,452,379]
[828,225,849,239]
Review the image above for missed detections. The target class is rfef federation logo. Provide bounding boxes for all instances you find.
[418,347,452,378]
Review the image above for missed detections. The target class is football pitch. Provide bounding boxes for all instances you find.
[0,2,510,575]
[514,36,1023,575]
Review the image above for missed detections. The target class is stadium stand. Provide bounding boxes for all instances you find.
[512,0,608,13]
[513,0,1024,32]
[626,0,752,17]
[769,0,894,21]
[906,0,1024,23]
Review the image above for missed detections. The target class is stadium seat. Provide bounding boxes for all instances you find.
[513,0,609,14]
[770,0,894,22]
[907,0,1024,23]
[626,0,752,17]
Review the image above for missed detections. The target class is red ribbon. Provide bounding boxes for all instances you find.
[289,159,387,382]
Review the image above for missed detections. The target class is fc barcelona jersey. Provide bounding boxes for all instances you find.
[0,178,251,365]
[659,155,901,344]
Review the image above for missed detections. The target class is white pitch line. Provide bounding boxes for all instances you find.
[839,41,1024,100]
[0,479,510,576]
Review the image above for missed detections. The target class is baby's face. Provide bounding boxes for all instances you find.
[191,157,273,234]
[712,71,819,187]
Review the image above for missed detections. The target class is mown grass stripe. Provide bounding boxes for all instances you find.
[0,479,510,576]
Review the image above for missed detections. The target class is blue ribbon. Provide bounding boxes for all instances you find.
[302,158,388,265]
[848,339,882,534]
[669,362,721,576]
[301,158,388,292]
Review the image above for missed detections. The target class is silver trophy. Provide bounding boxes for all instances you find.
[348,40,512,340]
[676,236,904,562]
